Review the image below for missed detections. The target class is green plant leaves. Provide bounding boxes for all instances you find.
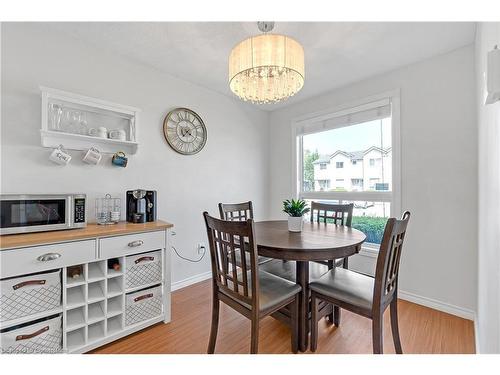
[282,198,310,217]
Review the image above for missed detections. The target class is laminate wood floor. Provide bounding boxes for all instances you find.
[92,279,475,354]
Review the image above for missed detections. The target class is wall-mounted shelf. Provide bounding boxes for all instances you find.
[40,86,140,155]
[40,130,138,155]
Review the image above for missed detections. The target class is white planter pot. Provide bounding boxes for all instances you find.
[288,216,303,232]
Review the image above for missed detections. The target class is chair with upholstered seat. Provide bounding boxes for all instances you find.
[309,211,411,354]
[218,201,272,267]
[203,212,301,354]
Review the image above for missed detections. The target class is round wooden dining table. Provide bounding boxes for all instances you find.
[254,220,366,352]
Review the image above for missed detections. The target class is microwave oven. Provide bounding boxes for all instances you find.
[0,194,86,235]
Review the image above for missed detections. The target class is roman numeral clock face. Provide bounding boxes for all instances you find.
[163,108,207,155]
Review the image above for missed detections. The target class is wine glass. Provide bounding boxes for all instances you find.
[78,112,88,135]
[66,110,79,134]
[48,104,63,131]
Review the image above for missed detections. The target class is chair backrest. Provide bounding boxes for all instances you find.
[373,211,411,308]
[218,201,254,222]
[310,201,354,227]
[203,212,259,308]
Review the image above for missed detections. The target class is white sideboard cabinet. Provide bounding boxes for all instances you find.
[0,221,172,354]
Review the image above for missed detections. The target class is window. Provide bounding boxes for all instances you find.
[351,178,363,189]
[375,182,389,191]
[319,163,327,170]
[316,179,330,191]
[295,93,400,247]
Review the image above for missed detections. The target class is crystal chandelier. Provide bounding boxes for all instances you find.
[229,22,305,104]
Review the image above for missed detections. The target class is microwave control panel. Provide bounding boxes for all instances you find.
[74,198,86,223]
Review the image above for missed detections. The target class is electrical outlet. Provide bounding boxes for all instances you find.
[197,242,206,254]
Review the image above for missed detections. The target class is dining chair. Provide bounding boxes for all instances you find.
[218,201,272,266]
[203,212,302,354]
[310,201,354,269]
[309,211,411,354]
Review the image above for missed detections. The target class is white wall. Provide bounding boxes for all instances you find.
[475,22,500,354]
[0,23,270,286]
[268,45,478,315]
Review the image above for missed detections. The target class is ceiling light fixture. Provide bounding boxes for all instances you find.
[228,22,305,104]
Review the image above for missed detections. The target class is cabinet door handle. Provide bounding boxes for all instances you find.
[128,240,144,247]
[36,253,61,262]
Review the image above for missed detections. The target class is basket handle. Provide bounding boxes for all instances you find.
[134,256,154,264]
[13,280,46,290]
[15,326,49,341]
[134,293,153,302]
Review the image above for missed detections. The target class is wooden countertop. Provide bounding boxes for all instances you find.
[0,220,174,250]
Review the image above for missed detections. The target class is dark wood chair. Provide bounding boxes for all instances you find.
[218,201,272,267]
[310,201,354,269]
[203,212,301,354]
[309,211,411,354]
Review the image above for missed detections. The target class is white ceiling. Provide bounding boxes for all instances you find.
[39,22,476,111]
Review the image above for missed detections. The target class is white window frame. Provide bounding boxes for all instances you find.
[291,90,401,254]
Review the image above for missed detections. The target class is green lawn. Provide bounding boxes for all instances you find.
[351,216,387,244]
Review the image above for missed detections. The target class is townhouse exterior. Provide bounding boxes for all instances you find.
[312,146,392,192]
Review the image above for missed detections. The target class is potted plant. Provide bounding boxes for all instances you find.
[283,199,310,232]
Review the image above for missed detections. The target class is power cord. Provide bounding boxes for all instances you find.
[171,245,206,263]
[171,231,206,263]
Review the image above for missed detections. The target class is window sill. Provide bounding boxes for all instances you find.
[358,245,379,258]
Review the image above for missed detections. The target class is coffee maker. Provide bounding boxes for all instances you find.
[126,190,157,223]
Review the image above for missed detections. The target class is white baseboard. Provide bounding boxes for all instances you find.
[474,312,480,354]
[171,271,212,292]
[398,289,475,320]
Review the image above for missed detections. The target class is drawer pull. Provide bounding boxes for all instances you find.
[128,240,144,247]
[13,280,46,290]
[16,326,49,341]
[36,253,61,262]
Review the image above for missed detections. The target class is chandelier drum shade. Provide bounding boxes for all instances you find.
[229,32,305,104]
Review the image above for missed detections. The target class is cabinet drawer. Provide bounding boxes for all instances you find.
[0,240,96,279]
[99,231,165,259]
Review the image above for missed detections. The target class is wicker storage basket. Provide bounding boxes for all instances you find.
[0,314,62,354]
[0,269,61,323]
[125,250,161,290]
[125,285,162,326]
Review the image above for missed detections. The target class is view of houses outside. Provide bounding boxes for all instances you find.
[301,118,392,244]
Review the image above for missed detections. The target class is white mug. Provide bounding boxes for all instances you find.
[82,147,102,165]
[49,145,71,165]
[89,126,108,138]
[108,129,126,141]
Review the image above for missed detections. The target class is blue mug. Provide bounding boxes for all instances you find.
[112,151,128,167]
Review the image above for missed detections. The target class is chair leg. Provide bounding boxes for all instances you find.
[207,295,220,354]
[372,314,383,354]
[390,299,403,354]
[326,260,335,324]
[331,258,348,327]
[290,296,299,353]
[250,317,259,354]
[310,291,319,352]
[333,305,341,327]
[342,257,349,269]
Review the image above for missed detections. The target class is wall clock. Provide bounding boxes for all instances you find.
[163,108,207,155]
